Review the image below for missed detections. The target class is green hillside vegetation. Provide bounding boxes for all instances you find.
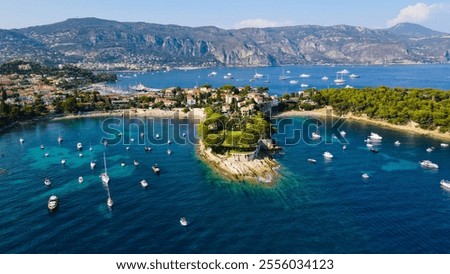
[299,87,450,132]
[199,107,271,154]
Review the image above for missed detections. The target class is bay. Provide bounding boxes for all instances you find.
[1,64,450,254]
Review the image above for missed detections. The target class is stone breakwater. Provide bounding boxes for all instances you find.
[196,140,281,185]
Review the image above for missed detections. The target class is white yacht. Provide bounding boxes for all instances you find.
[155,133,160,139]
[426,147,434,152]
[100,153,110,185]
[19,138,24,144]
[307,158,317,163]
[340,130,346,137]
[349,73,360,79]
[300,83,309,88]
[77,142,83,150]
[79,153,83,158]
[90,161,96,169]
[167,149,172,155]
[440,143,449,148]
[78,176,84,183]
[44,153,49,157]
[44,178,51,186]
[40,145,45,149]
[323,151,334,159]
[120,162,126,167]
[223,73,233,79]
[57,136,63,144]
[312,132,321,140]
[289,80,298,85]
[140,179,149,188]
[420,160,439,169]
[133,160,140,166]
[321,76,329,81]
[180,217,188,226]
[152,164,160,174]
[362,173,369,179]
[253,71,264,79]
[440,180,450,190]
[47,195,58,211]
[394,140,401,146]
[299,73,310,78]
[61,159,66,165]
[369,132,383,141]
[208,71,217,77]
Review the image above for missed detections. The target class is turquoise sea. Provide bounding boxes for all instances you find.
[1,65,450,254]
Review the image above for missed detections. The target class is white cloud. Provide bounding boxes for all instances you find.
[387,2,450,27]
[233,19,289,29]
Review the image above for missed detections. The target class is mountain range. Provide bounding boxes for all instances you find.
[1,17,449,68]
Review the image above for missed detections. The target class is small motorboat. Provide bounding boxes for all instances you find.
[144,146,152,152]
[140,179,148,188]
[107,197,113,208]
[307,158,317,163]
[120,162,126,167]
[362,173,369,179]
[441,143,449,148]
[77,142,83,150]
[79,153,83,157]
[47,195,58,211]
[133,160,139,166]
[155,133,161,139]
[57,136,63,143]
[180,217,188,226]
[323,151,333,159]
[90,161,96,169]
[440,180,450,190]
[167,140,172,144]
[369,132,382,141]
[78,176,84,183]
[167,149,172,155]
[152,164,160,174]
[420,160,439,169]
[44,178,51,186]
[342,145,347,150]
[126,147,130,150]
[130,138,135,143]
[394,140,401,146]
[426,147,434,152]
[61,159,66,165]
[40,145,45,149]
[44,153,49,157]
[19,138,24,144]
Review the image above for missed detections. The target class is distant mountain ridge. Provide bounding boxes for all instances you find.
[1,18,449,68]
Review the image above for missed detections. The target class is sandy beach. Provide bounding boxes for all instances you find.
[274,108,450,142]
[50,108,206,121]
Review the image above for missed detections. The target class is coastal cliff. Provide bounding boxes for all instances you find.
[196,140,280,185]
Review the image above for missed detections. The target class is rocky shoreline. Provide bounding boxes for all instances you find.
[196,140,281,185]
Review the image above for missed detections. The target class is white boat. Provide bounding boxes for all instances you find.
[253,71,264,79]
[440,180,450,190]
[208,71,217,77]
[40,145,45,149]
[349,73,360,79]
[130,138,135,142]
[19,138,24,144]
[279,68,288,80]
[340,130,346,136]
[140,179,149,188]
[100,153,110,185]
[362,173,369,179]
[44,153,49,157]
[366,143,373,148]
[133,160,139,166]
[321,76,329,81]
[61,159,66,165]
[299,73,310,78]
[300,83,309,88]
[394,140,401,146]
[77,142,83,150]
[78,176,84,184]
[57,136,63,143]
[44,178,51,186]
[167,149,172,155]
[155,133,160,139]
[323,151,334,159]
[369,132,383,140]
[440,143,449,148]
[79,153,83,157]
[342,145,347,150]
[180,217,188,226]
[107,196,113,208]
[307,158,317,163]
[167,140,171,144]
[334,78,346,85]
[126,147,130,150]
[420,160,439,169]
[312,132,321,140]
[152,164,160,174]
[130,83,148,92]
[120,162,126,167]
[289,80,298,85]
[426,147,434,152]
[344,85,354,89]
[223,73,233,79]
[47,195,58,211]
[90,161,96,169]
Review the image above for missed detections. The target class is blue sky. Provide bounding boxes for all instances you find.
[1,0,450,32]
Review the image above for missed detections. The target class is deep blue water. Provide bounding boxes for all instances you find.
[110,64,450,94]
[1,65,450,254]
